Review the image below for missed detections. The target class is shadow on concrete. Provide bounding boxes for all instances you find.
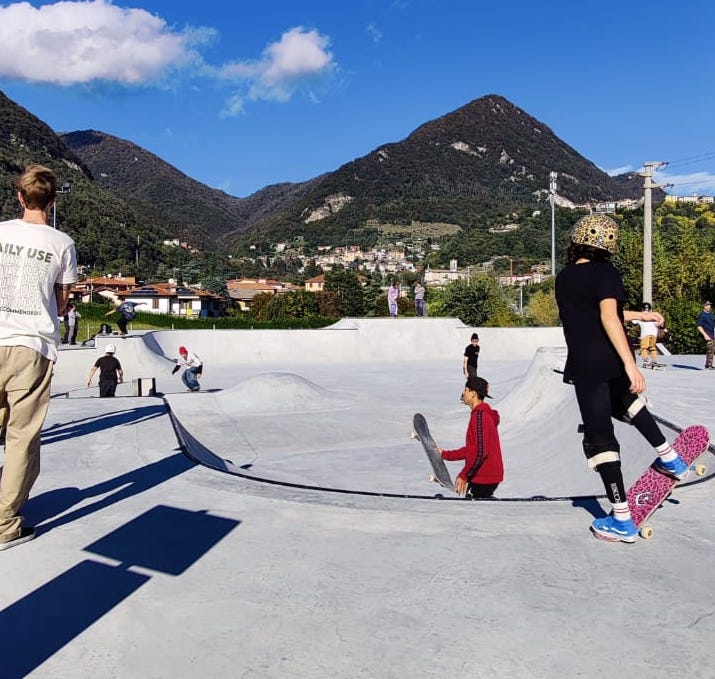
[571,497,608,519]
[24,452,196,531]
[41,404,166,445]
[0,505,239,678]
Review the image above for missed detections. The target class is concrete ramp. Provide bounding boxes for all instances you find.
[215,372,355,414]
[146,319,565,366]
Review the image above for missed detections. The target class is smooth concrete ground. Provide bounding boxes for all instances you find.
[1,320,714,678]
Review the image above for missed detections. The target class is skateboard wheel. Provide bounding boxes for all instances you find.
[428,474,437,483]
[640,526,654,539]
[695,464,707,476]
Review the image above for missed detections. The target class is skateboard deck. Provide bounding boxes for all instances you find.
[412,413,454,491]
[627,424,709,538]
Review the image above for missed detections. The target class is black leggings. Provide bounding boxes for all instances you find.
[574,374,666,504]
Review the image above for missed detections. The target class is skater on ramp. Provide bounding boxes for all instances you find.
[437,376,504,498]
[87,344,124,397]
[172,346,203,392]
[555,214,687,543]
[630,302,663,369]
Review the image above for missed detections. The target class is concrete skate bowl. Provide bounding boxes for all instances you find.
[164,329,715,506]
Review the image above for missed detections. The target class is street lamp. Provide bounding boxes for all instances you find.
[52,181,72,229]
[549,172,558,277]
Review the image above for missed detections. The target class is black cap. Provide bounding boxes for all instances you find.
[465,376,492,399]
[470,333,479,341]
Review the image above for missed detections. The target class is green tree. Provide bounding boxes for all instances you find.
[436,276,511,326]
[200,275,228,296]
[324,269,365,316]
[526,289,560,326]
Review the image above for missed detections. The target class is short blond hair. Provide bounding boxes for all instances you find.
[16,164,57,210]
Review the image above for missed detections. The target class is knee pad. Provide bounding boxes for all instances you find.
[614,395,646,423]
[582,432,620,470]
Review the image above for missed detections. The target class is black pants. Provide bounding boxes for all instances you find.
[466,365,478,379]
[468,483,498,498]
[99,378,118,397]
[574,374,665,504]
[117,316,128,334]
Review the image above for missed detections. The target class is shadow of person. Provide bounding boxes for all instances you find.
[24,451,196,532]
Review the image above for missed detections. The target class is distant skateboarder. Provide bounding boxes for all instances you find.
[555,214,687,543]
[463,333,480,379]
[631,302,661,369]
[437,376,503,498]
[172,346,203,391]
[87,344,124,397]
[106,300,140,336]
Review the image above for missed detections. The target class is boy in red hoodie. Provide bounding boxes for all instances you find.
[438,376,504,498]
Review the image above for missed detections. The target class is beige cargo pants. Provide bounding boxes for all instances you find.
[0,346,53,543]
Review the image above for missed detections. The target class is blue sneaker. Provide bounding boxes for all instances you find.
[653,455,688,480]
[591,515,638,543]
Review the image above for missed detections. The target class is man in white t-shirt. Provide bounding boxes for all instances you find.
[631,302,662,369]
[0,165,77,551]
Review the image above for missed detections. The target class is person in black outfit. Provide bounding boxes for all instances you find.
[463,333,480,379]
[87,344,124,397]
[555,213,687,543]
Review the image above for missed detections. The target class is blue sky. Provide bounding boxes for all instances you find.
[0,0,713,198]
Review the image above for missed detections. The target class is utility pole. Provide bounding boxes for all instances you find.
[639,161,666,305]
[549,172,558,277]
[51,181,72,229]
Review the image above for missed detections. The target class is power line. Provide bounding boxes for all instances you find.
[659,151,715,170]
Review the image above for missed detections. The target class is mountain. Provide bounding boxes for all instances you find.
[208,94,650,247]
[0,90,170,272]
[61,130,319,245]
[3,88,655,268]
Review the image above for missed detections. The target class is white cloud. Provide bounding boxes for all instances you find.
[216,27,336,113]
[366,23,383,43]
[604,164,634,177]
[0,0,211,85]
[657,170,715,196]
[0,3,337,113]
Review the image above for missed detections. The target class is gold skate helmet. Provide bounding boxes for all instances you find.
[570,214,619,255]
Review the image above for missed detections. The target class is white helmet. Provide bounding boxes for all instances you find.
[105,344,116,354]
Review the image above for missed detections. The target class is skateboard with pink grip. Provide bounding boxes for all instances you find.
[627,424,709,538]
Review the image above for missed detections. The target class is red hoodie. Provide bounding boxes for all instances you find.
[441,402,504,484]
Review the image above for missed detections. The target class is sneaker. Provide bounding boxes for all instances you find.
[653,455,688,480]
[0,527,36,551]
[591,515,637,543]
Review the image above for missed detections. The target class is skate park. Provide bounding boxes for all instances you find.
[2,318,714,678]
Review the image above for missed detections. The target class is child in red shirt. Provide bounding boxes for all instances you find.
[439,376,504,498]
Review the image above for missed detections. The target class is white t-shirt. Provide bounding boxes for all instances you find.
[178,350,202,368]
[631,319,659,339]
[0,219,77,361]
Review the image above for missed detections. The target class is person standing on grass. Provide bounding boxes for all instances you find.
[387,281,400,317]
[696,300,715,370]
[0,165,77,551]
